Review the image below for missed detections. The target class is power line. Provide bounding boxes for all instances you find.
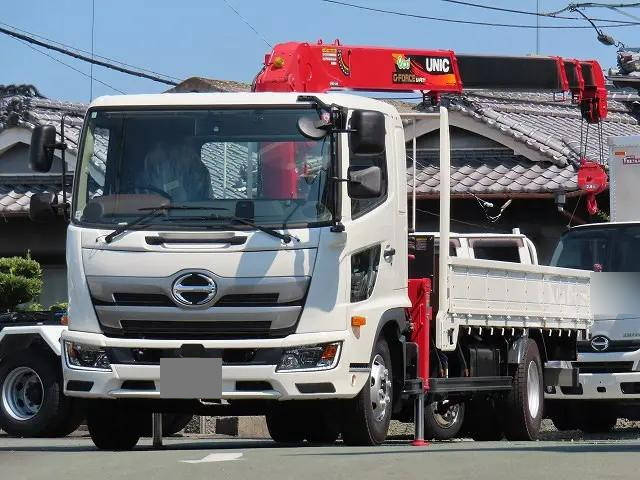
[0,21,182,82]
[440,0,638,22]
[90,0,95,101]
[14,38,125,95]
[320,0,640,28]
[222,0,272,48]
[0,24,180,86]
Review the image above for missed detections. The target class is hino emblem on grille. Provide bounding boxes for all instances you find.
[171,273,217,306]
[590,335,610,352]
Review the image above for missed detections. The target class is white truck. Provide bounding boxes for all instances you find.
[26,41,596,450]
[545,135,640,432]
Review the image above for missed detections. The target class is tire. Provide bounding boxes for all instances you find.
[423,399,465,440]
[0,349,77,437]
[579,406,617,433]
[87,400,143,450]
[265,404,306,443]
[304,407,340,444]
[341,338,393,446]
[464,397,504,441]
[49,399,86,437]
[502,339,544,441]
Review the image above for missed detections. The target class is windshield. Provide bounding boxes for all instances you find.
[550,225,640,272]
[73,108,334,229]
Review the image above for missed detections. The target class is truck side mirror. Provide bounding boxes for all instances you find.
[29,125,57,173]
[347,166,382,199]
[350,110,385,154]
[29,192,58,223]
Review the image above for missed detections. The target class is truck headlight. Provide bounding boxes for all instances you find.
[64,341,112,371]
[276,342,341,372]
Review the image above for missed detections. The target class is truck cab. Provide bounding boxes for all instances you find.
[545,222,640,431]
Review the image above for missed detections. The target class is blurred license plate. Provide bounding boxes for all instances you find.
[160,358,222,399]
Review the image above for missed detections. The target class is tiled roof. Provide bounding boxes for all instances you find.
[409,149,576,197]
[403,90,640,196]
[0,175,70,216]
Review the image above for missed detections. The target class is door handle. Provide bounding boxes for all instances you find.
[383,246,396,261]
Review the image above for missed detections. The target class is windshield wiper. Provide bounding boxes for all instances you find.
[167,212,299,244]
[103,205,225,243]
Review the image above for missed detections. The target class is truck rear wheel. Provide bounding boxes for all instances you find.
[503,339,543,441]
[87,400,143,450]
[0,349,77,437]
[341,338,393,446]
[424,399,465,440]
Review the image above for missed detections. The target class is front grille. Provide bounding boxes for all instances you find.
[111,293,174,307]
[574,362,635,374]
[104,320,281,340]
[215,293,280,307]
[107,347,282,365]
[578,340,640,353]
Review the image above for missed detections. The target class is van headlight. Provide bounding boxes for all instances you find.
[276,342,341,372]
[64,341,112,371]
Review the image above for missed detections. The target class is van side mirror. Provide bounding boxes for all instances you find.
[29,125,57,173]
[29,192,58,223]
[350,110,385,154]
[347,166,382,199]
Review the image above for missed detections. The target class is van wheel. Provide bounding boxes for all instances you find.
[424,399,465,440]
[0,350,76,437]
[87,400,143,450]
[342,338,393,446]
[503,339,543,441]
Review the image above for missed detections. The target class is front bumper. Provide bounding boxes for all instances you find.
[61,330,369,401]
[545,351,640,400]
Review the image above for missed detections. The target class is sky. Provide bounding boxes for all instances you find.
[1,0,637,103]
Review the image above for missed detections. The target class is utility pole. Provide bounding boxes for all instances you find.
[536,0,540,54]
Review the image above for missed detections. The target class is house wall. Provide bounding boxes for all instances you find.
[0,143,65,174]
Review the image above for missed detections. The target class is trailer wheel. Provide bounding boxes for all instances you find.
[503,339,543,441]
[423,399,465,440]
[341,338,393,446]
[87,400,143,450]
[265,404,306,443]
[0,349,76,437]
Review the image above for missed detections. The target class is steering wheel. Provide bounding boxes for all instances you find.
[134,184,173,201]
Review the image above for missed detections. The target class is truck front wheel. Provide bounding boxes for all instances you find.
[0,349,79,437]
[503,339,544,440]
[87,400,143,450]
[341,338,393,446]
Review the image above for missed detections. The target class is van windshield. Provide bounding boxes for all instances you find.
[550,225,640,272]
[73,108,334,229]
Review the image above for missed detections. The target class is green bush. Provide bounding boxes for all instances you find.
[49,301,68,313]
[0,255,43,312]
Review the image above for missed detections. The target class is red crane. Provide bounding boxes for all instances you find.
[253,39,609,213]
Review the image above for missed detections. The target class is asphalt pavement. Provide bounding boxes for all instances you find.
[1,432,640,480]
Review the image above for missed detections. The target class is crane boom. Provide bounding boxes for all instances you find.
[253,40,608,123]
